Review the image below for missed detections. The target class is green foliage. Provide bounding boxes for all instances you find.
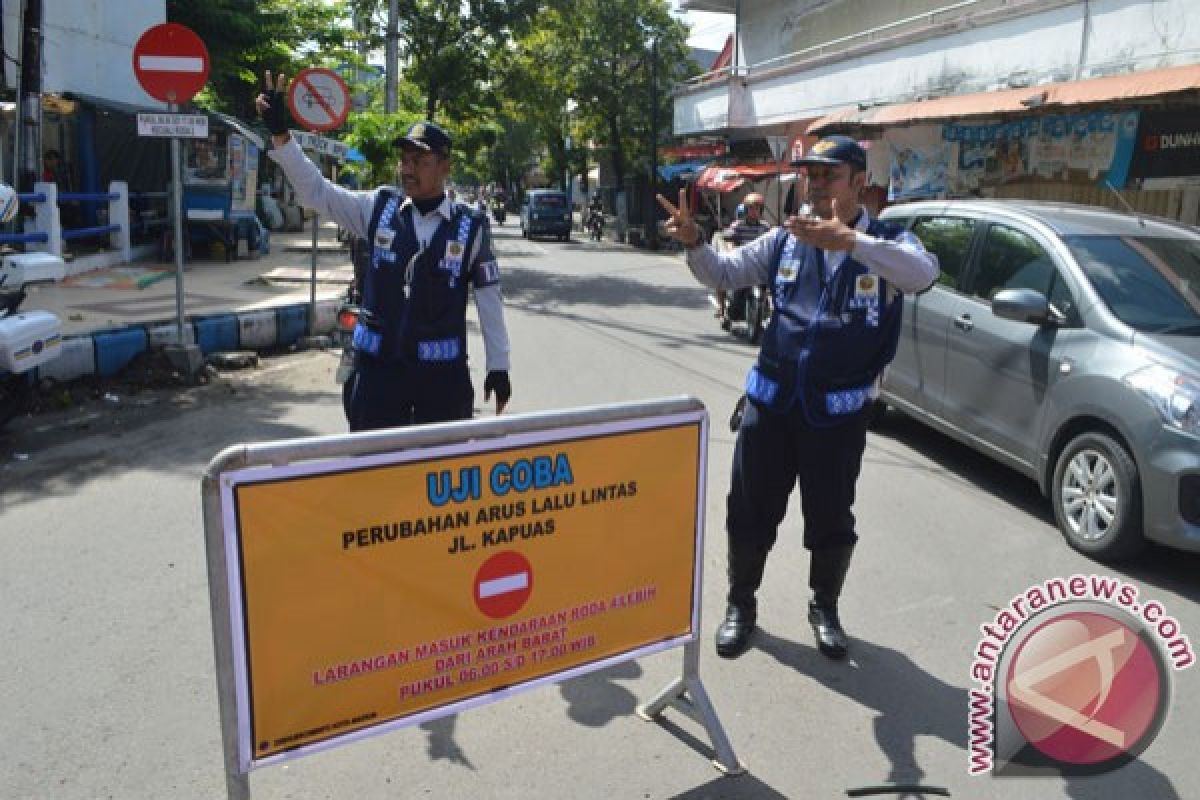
[509,0,692,191]
[168,0,698,196]
[167,0,358,118]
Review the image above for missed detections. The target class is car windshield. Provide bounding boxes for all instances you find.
[533,194,566,207]
[1065,235,1200,334]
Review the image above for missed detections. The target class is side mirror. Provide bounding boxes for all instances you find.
[992,288,1064,326]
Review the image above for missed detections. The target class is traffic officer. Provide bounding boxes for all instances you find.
[657,136,937,660]
[256,72,511,431]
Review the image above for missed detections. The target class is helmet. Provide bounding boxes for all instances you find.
[743,192,765,208]
[0,182,17,225]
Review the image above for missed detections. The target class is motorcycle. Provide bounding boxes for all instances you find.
[0,254,66,429]
[586,209,604,241]
[334,238,371,418]
[711,285,771,344]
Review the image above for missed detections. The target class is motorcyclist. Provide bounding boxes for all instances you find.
[586,193,605,239]
[715,193,771,325]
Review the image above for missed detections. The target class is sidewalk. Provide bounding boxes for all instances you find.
[23,221,353,338]
[14,221,354,384]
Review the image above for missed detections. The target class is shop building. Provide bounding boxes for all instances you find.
[675,0,1200,224]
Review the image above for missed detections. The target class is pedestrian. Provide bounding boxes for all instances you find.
[657,135,937,660]
[256,71,512,431]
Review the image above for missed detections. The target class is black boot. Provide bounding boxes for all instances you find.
[715,603,756,658]
[807,544,855,659]
[715,544,767,659]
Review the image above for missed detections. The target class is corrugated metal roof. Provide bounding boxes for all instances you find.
[809,63,1200,135]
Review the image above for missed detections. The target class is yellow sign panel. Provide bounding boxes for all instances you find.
[225,417,703,764]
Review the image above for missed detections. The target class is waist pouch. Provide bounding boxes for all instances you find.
[745,350,797,413]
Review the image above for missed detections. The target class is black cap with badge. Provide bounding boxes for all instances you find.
[792,134,866,171]
[394,121,452,155]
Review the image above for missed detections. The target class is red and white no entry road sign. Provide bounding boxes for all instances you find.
[132,23,210,105]
[287,68,351,133]
[474,551,534,620]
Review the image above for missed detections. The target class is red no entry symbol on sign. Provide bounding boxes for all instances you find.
[474,551,534,620]
[287,67,351,133]
[132,23,210,105]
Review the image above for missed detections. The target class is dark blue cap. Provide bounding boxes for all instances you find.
[792,134,866,170]
[395,121,451,155]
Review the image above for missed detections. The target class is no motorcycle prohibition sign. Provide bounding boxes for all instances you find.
[474,551,533,619]
[132,23,209,104]
[287,67,351,133]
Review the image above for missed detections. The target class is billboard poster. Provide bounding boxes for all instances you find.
[943,111,1140,192]
[886,126,951,201]
[1128,110,1200,189]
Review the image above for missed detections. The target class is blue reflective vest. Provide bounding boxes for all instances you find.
[353,190,485,364]
[745,218,905,426]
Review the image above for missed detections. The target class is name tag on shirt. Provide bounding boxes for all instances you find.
[374,227,396,250]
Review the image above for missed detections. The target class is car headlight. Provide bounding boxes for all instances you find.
[1124,364,1200,435]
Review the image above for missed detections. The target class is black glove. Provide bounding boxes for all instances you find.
[729,393,747,433]
[484,370,511,410]
[259,73,290,136]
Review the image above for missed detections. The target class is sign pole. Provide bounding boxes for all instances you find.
[309,192,319,335]
[134,23,210,377]
[169,102,187,347]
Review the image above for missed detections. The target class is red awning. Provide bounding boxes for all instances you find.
[809,62,1200,135]
[663,141,728,158]
[694,162,802,191]
[694,166,745,192]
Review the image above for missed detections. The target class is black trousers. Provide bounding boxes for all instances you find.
[347,355,474,432]
[727,398,870,557]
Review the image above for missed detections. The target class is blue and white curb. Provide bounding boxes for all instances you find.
[34,298,340,384]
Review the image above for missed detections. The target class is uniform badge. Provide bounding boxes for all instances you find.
[777,261,799,282]
[445,240,464,263]
[849,274,879,308]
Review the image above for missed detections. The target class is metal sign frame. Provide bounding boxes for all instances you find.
[201,396,741,799]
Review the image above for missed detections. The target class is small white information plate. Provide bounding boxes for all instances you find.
[137,112,209,139]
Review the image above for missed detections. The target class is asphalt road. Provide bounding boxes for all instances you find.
[2,222,1197,800]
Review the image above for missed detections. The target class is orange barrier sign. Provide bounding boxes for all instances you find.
[219,413,704,767]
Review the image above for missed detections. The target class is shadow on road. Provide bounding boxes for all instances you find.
[868,410,1200,597]
[868,410,1051,524]
[559,659,644,727]
[756,629,964,792]
[501,262,710,313]
[665,771,791,799]
[0,361,343,512]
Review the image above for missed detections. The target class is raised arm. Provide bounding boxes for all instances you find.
[255,70,374,240]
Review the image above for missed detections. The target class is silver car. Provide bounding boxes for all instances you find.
[878,199,1200,560]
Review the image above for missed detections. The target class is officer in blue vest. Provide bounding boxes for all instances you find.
[256,72,511,431]
[658,136,937,660]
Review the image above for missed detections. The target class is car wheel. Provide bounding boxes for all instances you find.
[1051,431,1144,560]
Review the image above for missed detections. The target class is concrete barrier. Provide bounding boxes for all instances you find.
[25,298,341,384]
